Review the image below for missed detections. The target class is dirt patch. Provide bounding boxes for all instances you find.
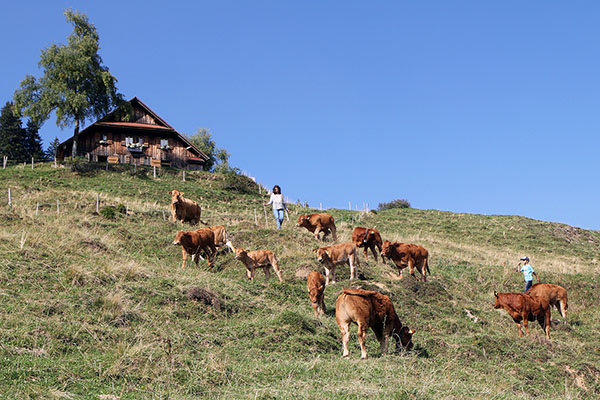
[186,287,221,310]
[295,264,315,279]
[81,240,108,252]
[552,225,598,244]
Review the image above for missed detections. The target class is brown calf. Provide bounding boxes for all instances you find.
[307,271,326,317]
[494,292,551,340]
[352,227,383,262]
[336,288,415,359]
[172,228,216,269]
[314,242,359,285]
[169,189,206,225]
[234,248,283,282]
[381,240,430,281]
[296,213,337,241]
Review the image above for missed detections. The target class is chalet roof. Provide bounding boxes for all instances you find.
[58,97,209,161]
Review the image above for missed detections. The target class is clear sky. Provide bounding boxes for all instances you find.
[2,1,599,230]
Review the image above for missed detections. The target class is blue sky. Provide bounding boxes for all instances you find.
[2,2,599,230]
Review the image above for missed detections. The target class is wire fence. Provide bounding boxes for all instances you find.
[1,159,375,227]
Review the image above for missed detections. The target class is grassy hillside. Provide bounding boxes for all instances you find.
[1,163,599,399]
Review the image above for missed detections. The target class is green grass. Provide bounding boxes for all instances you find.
[0,162,599,399]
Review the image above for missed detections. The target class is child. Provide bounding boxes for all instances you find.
[264,185,288,230]
[516,256,539,292]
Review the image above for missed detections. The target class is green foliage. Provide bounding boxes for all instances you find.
[0,101,44,161]
[378,198,411,210]
[45,137,61,160]
[12,8,123,158]
[185,128,231,172]
[99,206,116,219]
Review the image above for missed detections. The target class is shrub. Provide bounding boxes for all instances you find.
[99,206,116,219]
[378,198,411,210]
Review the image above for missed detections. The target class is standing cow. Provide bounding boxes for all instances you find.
[336,288,415,359]
[307,271,326,317]
[314,242,359,285]
[169,189,206,225]
[296,213,337,241]
[172,228,216,269]
[194,225,235,261]
[234,248,283,282]
[494,291,551,340]
[352,227,383,263]
[381,240,430,281]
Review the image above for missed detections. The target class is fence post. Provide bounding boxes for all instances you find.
[263,204,268,228]
[96,193,99,213]
[320,203,322,210]
[36,202,39,216]
[134,164,137,174]
[349,201,351,211]
[182,170,186,182]
[8,188,11,207]
[31,157,34,170]
[56,199,59,216]
[162,210,166,221]
[54,157,57,168]
[153,166,156,178]
[126,204,129,216]
[259,185,262,195]
[254,209,258,225]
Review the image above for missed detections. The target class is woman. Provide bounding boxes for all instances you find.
[264,185,288,230]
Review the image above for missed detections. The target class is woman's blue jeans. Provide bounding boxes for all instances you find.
[273,208,285,229]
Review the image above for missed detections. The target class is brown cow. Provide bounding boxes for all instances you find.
[307,271,326,317]
[194,225,235,261]
[336,288,415,359]
[172,228,216,269]
[381,240,430,281]
[526,283,568,320]
[493,292,551,340]
[296,213,337,241]
[314,242,359,285]
[169,189,206,225]
[234,248,283,282]
[352,227,383,263]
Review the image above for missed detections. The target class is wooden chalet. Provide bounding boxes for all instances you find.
[57,97,209,170]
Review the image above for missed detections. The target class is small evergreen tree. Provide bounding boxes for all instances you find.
[0,102,27,161]
[23,120,44,160]
[45,137,61,160]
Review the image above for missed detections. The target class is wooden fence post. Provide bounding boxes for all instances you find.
[35,202,39,216]
[31,157,34,170]
[153,166,156,178]
[263,204,268,228]
[254,209,258,225]
[54,157,57,168]
[96,193,100,214]
[182,170,186,182]
[56,199,60,216]
[8,188,11,207]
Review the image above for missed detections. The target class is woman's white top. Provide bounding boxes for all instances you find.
[267,193,286,210]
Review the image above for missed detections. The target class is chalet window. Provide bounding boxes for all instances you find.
[160,139,168,147]
[138,137,144,145]
[125,137,134,146]
[102,135,107,141]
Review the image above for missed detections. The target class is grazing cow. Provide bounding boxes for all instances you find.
[169,189,206,225]
[172,228,216,269]
[307,271,326,317]
[336,288,415,359]
[194,225,235,261]
[352,227,383,263]
[381,240,430,281]
[526,283,568,320]
[493,292,551,340]
[296,213,337,241]
[234,248,283,282]
[314,242,359,285]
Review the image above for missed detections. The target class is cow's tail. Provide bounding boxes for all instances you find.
[425,255,431,276]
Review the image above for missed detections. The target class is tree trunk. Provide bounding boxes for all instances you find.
[71,119,80,158]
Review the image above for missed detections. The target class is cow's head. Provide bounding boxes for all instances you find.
[172,231,188,245]
[394,326,416,351]
[493,291,502,309]
[314,247,330,264]
[296,215,309,228]
[381,240,393,258]
[234,248,248,260]
[308,285,324,306]
[169,189,184,206]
